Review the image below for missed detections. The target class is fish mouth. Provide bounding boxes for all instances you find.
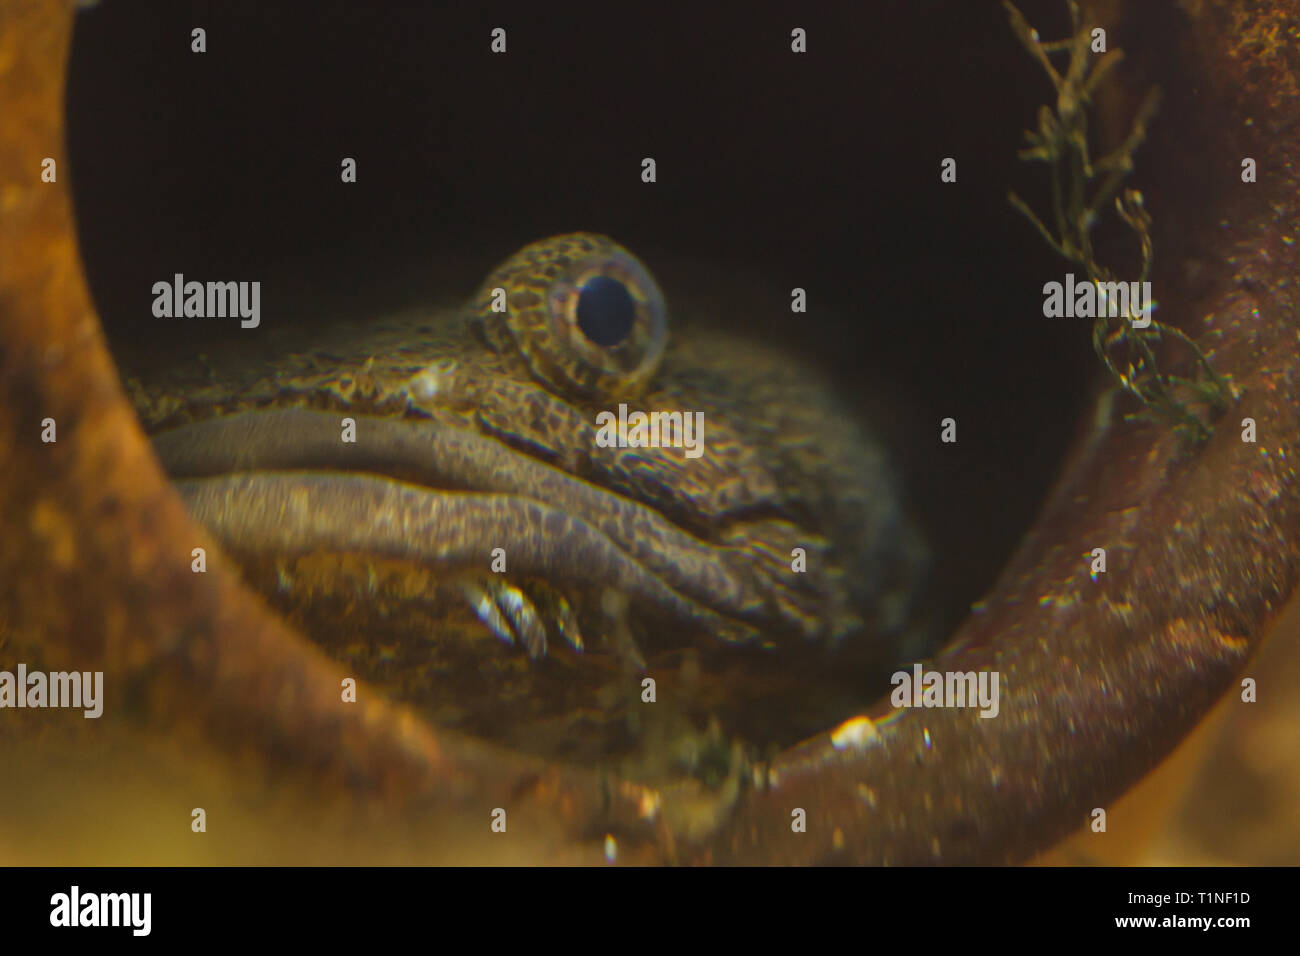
[151,406,894,765]
[151,406,827,649]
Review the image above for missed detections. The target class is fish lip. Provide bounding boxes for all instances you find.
[150,406,791,639]
[172,469,744,639]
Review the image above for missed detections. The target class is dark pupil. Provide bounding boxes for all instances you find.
[575,276,636,347]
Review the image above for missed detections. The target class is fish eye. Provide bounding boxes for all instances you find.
[576,275,636,347]
[473,233,668,400]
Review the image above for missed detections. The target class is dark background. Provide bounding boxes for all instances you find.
[65,0,1227,637]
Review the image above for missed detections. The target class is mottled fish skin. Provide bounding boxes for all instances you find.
[128,233,926,652]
